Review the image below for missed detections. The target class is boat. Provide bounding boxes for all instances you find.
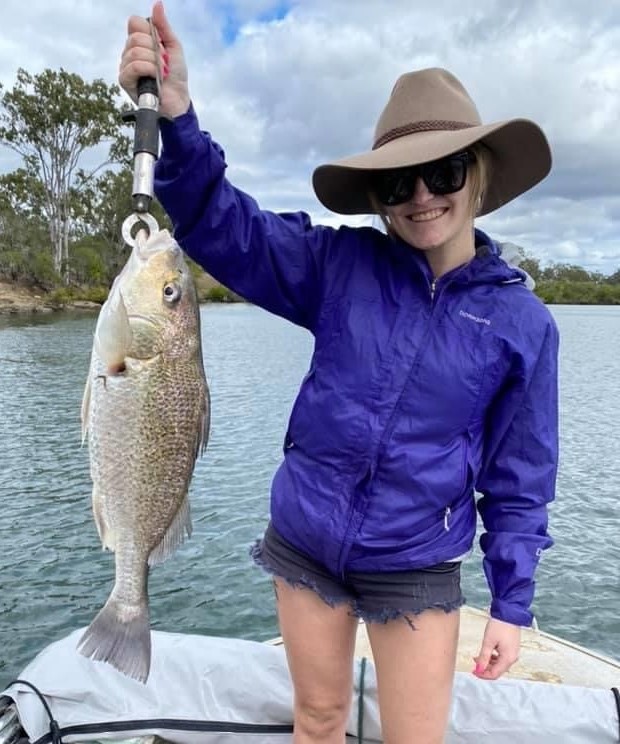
[1,605,619,743]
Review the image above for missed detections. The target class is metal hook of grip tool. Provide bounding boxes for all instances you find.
[121,17,164,248]
[121,212,159,248]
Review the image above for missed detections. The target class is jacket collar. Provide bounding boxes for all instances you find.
[388,228,527,288]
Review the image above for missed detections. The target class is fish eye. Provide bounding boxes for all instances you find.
[163,282,182,304]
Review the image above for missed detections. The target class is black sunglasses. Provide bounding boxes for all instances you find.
[373,151,475,207]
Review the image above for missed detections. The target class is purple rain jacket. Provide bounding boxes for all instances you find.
[154,106,559,627]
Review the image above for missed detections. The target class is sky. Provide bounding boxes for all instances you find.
[0,0,618,274]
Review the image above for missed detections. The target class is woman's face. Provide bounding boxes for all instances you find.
[385,171,475,259]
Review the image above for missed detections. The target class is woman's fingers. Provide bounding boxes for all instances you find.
[120,33,165,95]
[120,2,190,116]
[127,14,151,36]
[473,618,521,681]
[151,1,179,47]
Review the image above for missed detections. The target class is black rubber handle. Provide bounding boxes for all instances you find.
[122,75,160,159]
[137,76,158,97]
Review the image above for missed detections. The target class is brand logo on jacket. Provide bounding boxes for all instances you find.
[459,309,491,326]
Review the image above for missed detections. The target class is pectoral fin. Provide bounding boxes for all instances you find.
[94,290,132,372]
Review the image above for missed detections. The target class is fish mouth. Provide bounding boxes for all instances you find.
[127,314,160,329]
[135,234,181,263]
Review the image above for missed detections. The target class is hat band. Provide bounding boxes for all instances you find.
[373,120,475,150]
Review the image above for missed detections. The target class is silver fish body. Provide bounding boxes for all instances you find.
[78,229,209,682]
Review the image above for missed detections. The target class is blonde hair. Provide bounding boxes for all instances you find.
[369,143,492,234]
[467,142,491,216]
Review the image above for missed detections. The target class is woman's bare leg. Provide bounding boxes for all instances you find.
[274,578,358,743]
[366,608,460,744]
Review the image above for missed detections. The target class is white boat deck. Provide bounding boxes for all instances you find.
[270,605,620,689]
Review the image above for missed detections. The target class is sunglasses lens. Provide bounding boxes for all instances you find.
[374,152,471,206]
[375,171,415,206]
[424,156,467,195]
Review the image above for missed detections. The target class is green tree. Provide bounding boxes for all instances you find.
[605,268,620,285]
[0,170,54,286]
[0,68,129,279]
[519,255,542,283]
[73,166,173,285]
[541,263,596,283]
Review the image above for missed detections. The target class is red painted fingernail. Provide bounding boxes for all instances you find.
[475,663,484,675]
[163,65,169,78]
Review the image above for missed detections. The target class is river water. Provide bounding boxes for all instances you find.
[0,303,618,688]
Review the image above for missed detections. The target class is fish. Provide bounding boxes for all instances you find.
[77,228,210,683]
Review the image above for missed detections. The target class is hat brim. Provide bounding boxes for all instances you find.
[312,119,551,216]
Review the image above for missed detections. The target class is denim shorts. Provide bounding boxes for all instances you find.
[250,522,465,625]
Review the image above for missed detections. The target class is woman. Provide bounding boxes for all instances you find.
[120,4,559,743]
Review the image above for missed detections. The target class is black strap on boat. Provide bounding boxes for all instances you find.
[8,679,63,744]
[612,687,620,742]
[357,656,367,743]
[31,719,294,744]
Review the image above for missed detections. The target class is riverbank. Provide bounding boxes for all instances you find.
[0,274,241,315]
[0,280,100,315]
[2,278,619,314]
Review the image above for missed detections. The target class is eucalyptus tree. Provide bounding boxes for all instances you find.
[0,67,129,280]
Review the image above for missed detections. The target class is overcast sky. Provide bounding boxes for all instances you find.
[1,0,618,273]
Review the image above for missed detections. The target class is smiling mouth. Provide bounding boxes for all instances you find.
[408,208,447,223]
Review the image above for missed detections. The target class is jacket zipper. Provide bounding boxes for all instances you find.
[444,506,451,531]
[375,278,451,464]
[338,274,450,570]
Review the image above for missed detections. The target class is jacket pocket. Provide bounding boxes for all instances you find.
[443,435,473,531]
[283,361,316,453]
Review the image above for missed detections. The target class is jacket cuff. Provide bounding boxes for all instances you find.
[159,102,204,161]
[490,598,534,627]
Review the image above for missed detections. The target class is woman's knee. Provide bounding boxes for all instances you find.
[295,693,351,739]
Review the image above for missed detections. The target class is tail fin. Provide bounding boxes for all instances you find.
[78,595,151,683]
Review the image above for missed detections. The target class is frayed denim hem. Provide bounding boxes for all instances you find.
[354,597,466,630]
[250,537,465,629]
[249,539,355,611]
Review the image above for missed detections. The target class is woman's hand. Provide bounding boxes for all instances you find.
[119,0,190,119]
[473,618,521,680]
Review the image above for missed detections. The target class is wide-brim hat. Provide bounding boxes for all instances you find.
[312,68,552,216]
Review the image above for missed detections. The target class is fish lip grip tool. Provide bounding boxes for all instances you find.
[121,18,165,248]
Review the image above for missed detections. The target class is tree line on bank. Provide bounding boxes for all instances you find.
[518,258,620,304]
[0,68,618,306]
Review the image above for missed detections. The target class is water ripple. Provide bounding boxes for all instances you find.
[0,304,619,686]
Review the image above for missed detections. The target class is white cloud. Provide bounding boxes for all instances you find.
[0,0,618,273]
[555,241,581,260]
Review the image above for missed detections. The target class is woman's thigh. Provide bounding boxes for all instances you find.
[366,608,460,744]
[274,579,359,724]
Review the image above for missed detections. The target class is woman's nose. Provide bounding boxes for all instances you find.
[411,176,433,203]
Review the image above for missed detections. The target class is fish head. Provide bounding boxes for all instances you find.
[122,229,201,361]
[94,229,201,368]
